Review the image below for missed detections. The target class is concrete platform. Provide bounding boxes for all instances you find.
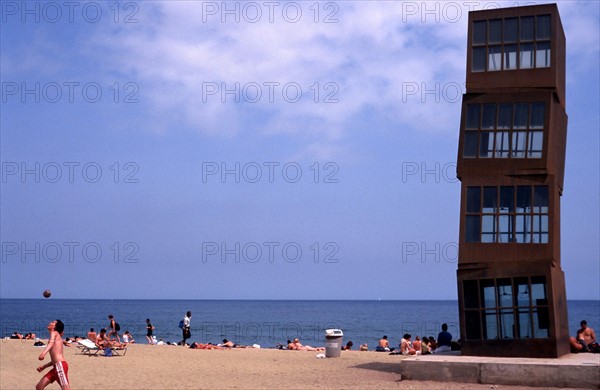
[398,352,600,389]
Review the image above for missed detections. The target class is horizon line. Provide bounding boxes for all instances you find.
[1,298,599,302]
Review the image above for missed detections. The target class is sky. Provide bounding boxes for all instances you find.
[0,0,598,300]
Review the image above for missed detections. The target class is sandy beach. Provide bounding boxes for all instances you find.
[0,339,583,390]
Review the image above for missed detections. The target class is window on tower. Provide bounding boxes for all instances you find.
[463,102,545,159]
[471,15,551,72]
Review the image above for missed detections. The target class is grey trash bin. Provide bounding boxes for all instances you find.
[325,329,343,358]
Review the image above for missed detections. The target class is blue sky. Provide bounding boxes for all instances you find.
[1,1,598,300]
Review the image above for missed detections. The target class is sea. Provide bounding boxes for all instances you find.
[1,300,598,347]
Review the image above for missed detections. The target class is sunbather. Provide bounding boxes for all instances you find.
[400,334,416,355]
[10,331,23,339]
[122,331,135,344]
[190,342,225,350]
[96,329,126,349]
[87,328,97,342]
[412,336,421,351]
[376,335,391,352]
[290,338,324,351]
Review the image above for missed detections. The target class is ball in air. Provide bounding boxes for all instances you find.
[43,290,51,298]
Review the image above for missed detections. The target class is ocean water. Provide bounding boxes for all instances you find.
[1,300,598,347]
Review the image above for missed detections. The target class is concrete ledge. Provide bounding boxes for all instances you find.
[398,352,600,389]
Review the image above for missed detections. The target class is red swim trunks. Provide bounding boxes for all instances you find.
[44,361,69,387]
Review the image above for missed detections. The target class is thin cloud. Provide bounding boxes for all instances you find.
[88,1,469,143]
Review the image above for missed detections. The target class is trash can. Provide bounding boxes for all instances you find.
[325,329,343,358]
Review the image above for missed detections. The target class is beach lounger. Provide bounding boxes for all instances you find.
[110,345,127,356]
[77,339,127,356]
[77,339,102,356]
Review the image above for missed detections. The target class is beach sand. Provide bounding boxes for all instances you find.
[0,340,578,389]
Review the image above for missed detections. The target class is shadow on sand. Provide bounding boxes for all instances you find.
[352,362,402,374]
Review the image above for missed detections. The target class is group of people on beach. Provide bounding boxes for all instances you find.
[26,313,598,390]
[31,313,146,390]
[83,314,130,350]
[373,323,456,355]
[10,331,37,340]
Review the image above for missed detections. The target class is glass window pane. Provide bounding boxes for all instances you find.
[518,309,532,338]
[528,131,543,158]
[483,187,497,212]
[520,43,534,69]
[484,311,498,340]
[500,186,514,213]
[536,42,551,68]
[497,279,513,307]
[464,132,478,158]
[489,19,502,43]
[473,47,486,72]
[465,310,482,340]
[533,308,549,338]
[488,46,502,71]
[482,215,495,243]
[515,278,530,307]
[536,15,551,40]
[499,215,512,243]
[521,16,534,41]
[531,277,549,339]
[533,186,549,213]
[500,309,515,339]
[473,20,487,44]
[498,216,511,243]
[530,103,545,128]
[498,104,513,129]
[504,18,518,42]
[504,45,518,70]
[479,132,493,158]
[512,131,527,158]
[481,280,496,308]
[533,215,549,243]
[482,104,496,129]
[466,216,481,243]
[531,276,547,302]
[517,186,532,213]
[515,214,531,243]
[495,131,510,158]
[466,104,480,129]
[514,104,528,129]
[466,187,481,213]
[464,280,480,309]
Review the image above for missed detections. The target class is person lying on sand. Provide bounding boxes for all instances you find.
[221,339,249,348]
[190,342,225,350]
[289,338,324,351]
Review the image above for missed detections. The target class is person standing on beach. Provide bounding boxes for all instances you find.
[36,320,70,390]
[108,315,121,343]
[146,318,155,344]
[181,311,192,346]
